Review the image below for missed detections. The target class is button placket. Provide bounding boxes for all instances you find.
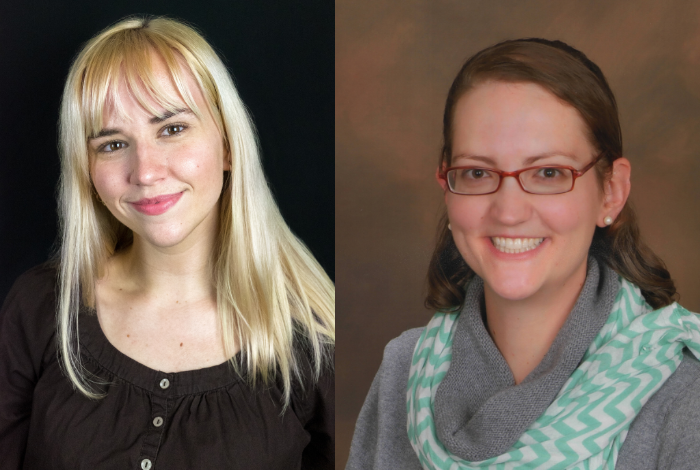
[138,374,173,469]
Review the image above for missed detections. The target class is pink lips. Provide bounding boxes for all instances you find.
[129,192,183,216]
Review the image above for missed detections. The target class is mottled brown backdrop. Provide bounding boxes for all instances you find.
[336,1,700,467]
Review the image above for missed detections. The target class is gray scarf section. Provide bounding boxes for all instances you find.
[433,256,620,461]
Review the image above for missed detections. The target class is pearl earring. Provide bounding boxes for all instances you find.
[604,216,613,226]
[448,223,452,231]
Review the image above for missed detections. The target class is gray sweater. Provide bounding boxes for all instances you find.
[347,259,700,469]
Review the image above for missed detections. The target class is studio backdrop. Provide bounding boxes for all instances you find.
[336,1,700,468]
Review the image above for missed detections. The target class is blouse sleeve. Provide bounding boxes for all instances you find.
[293,348,335,470]
[0,265,57,469]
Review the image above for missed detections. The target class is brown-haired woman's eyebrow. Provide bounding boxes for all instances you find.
[522,153,579,165]
[451,155,497,166]
[452,152,580,167]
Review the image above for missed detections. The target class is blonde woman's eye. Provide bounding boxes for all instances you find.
[99,141,127,153]
[162,124,186,136]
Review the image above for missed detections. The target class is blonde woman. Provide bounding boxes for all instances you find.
[0,16,334,469]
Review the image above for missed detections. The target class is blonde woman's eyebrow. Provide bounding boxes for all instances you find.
[88,109,194,140]
[149,108,193,124]
[88,128,120,140]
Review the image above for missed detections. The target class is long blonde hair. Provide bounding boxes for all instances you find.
[57,16,335,403]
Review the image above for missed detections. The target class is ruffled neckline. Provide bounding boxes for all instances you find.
[78,306,243,396]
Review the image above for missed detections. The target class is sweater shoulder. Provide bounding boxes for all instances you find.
[374,328,424,385]
[384,328,424,364]
[644,351,700,420]
[346,328,425,470]
[618,351,700,469]
[654,352,700,467]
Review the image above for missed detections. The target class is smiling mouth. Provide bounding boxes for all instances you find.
[132,192,183,206]
[130,192,184,216]
[491,237,544,254]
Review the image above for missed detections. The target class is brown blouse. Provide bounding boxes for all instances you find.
[0,265,334,469]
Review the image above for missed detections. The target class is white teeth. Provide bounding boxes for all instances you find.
[491,237,544,254]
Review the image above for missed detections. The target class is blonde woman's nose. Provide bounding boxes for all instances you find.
[129,142,168,186]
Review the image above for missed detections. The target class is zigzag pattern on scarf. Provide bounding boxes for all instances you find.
[407,277,700,470]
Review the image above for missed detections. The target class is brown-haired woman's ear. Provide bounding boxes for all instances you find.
[597,157,631,228]
[436,166,448,192]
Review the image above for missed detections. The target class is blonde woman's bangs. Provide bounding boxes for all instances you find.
[78,29,210,140]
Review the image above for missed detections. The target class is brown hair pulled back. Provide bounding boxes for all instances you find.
[426,38,676,311]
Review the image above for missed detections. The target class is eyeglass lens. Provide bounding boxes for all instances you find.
[447,167,575,195]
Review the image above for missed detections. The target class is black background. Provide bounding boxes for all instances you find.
[0,0,334,302]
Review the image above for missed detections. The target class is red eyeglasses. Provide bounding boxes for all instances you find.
[440,154,603,195]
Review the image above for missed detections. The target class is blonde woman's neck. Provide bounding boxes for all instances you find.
[110,206,220,303]
[92,215,229,373]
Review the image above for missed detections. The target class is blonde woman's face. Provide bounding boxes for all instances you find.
[88,53,229,251]
[441,81,607,302]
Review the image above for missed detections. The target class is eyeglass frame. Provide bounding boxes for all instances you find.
[439,153,604,195]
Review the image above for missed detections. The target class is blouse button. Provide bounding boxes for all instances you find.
[159,378,170,389]
[153,416,164,427]
[141,459,152,470]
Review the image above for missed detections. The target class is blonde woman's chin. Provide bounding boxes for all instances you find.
[128,217,217,252]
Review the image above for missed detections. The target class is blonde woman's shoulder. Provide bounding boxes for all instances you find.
[0,263,59,423]
[1,262,58,325]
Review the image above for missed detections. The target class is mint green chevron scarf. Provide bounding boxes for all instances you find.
[407,277,700,469]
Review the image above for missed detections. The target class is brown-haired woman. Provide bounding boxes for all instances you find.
[347,39,700,469]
